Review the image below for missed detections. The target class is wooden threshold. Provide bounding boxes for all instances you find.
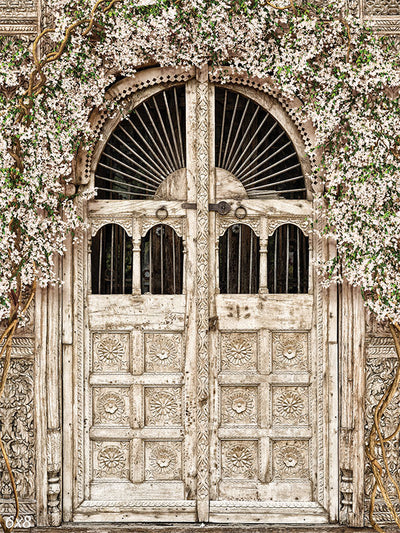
[30,525,376,533]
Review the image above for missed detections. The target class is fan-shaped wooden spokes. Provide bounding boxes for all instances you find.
[95,86,186,200]
[215,88,306,199]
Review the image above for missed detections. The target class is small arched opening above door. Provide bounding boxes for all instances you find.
[91,223,132,294]
[214,87,306,200]
[219,223,260,294]
[267,223,309,294]
[95,85,186,200]
[141,224,183,295]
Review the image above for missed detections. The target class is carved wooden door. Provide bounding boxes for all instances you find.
[69,77,334,524]
[207,85,329,523]
[72,83,199,522]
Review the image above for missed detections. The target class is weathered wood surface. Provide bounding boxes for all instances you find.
[31,526,374,533]
[31,69,350,528]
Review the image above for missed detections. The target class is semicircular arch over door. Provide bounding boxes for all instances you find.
[67,74,338,525]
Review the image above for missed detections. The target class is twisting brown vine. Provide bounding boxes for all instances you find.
[0,2,121,532]
[0,283,36,533]
[2,1,399,533]
[366,322,400,532]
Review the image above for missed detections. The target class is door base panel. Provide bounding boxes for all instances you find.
[209,501,327,524]
[73,501,196,523]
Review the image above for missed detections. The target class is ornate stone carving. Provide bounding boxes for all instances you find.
[364,0,400,16]
[346,0,360,17]
[273,440,309,480]
[144,333,183,373]
[367,335,396,358]
[272,332,309,372]
[221,387,257,425]
[0,0,38,34]
[145,442,182,480]
[218,218,260,238]
[0,336,34,358]
[272,386,309,426]
[0,359,35,503]
[145,387,182,426]
[340,468,353,514]
[93,442,129,479]
[365,354,400,519]
[220,332,258,371]
[90,217,132,238]
[93,387,130,425]
[141,218,183,238]
[222,441,258,480]
[47,429,62,526]
[92,332,130,373]
[196,75,210,510]
[366,311,390,336]
[268,217,309,237]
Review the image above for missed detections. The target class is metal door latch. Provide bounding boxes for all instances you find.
[208,201,231,215]
[182,201,231,215]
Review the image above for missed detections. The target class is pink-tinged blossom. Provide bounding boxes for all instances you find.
[0,0,400,323]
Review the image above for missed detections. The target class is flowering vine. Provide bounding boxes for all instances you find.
[1,0,400,531]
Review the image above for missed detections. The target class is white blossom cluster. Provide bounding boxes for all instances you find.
[1,0,400,322]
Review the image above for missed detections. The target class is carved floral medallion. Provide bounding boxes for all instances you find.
[145,442,182,480]
[221,332,257,371]
[93,332,129,372]
[93,442,129,479]
[222,441,258,479]
[273,440,309,480]
[221,387,257,425]
[145,333,183,372]
[93,388,129,425]
[145,387,182,426]
[272,332,308,371]
[272,386,308,425]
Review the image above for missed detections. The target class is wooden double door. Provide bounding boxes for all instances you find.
[69,80,333,524]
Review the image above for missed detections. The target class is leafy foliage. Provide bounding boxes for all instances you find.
[0,0,400,325]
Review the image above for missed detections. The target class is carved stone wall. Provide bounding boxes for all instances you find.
[1,0,400,37]
[364,314,400,524]
[0,308,36,529]
[0,0,38,34]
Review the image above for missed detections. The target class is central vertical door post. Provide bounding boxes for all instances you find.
[195,66,211,522]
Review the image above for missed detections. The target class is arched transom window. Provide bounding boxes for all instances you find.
[91,85,309,295]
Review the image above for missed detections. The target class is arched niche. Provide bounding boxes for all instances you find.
[219,223,260,294]
[141,223,183,294]
[91,223,133,294]
[267,222,309,294]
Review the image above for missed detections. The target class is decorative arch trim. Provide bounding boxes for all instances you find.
[76,66,195,186]
[90,218,133,237]
[76,66,320,197]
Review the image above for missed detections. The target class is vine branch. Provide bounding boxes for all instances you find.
[366,321,400,532]
[0,2,121,532]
